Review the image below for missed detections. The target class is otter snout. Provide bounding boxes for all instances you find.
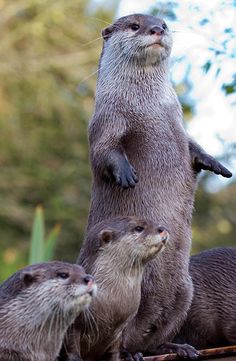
[83,274,97,296]
[149,25,165,36]
[83,274,93,286]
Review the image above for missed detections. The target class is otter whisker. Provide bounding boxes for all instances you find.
[82,36,104,47]
[87,16,113,26]
[79,35,133,85]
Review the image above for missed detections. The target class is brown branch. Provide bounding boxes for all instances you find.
[142,345,236,360]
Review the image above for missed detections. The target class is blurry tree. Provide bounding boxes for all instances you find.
[0,0,116,281]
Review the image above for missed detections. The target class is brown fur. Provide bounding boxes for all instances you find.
[85,13,231,357]
[0,261,96,361]
[63,216,168,361]
[176,247,236,348]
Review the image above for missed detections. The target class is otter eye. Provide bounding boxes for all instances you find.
[57,272,69,279]
[134,226,144,233]
[162,23,167,30]
[130,23,140,31]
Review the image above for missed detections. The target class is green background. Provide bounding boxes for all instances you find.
[0,0,235,282]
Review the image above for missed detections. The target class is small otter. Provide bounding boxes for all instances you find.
[0,261,96,361]
[86,13,232,358]
[176,247,236,348]
[61,216,169,361]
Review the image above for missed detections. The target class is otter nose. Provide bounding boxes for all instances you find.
[149,26,164,36]
[157,226,169,244]
[83,275,94,286]
[157,226,166,234]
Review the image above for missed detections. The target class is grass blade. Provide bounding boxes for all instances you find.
[29,205,45,264]
[44,224,61,262]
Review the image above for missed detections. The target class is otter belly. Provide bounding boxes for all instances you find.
[88,141,196,231]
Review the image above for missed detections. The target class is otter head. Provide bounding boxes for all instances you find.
[19,262,97,315]
[101,14,172,67]
[87,217,169,272]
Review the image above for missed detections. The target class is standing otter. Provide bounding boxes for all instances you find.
[176,247,236,348]
[61,216,169,361]
[85,13,232,358]
[0,261,96,361]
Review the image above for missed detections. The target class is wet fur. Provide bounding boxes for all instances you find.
[85,14,231,355]
[176,247,236,348]
[86,14,195,354]
[0,262,93,361]
[63,217,168,361]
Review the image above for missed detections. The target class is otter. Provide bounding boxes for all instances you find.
[0,261,96,361]
[61,216,169,361]
[175,247,236,348]
[85,13,232,359]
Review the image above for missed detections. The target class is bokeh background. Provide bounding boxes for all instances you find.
[0,0,235,282]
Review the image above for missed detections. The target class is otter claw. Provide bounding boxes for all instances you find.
[158,342,199,359]
[113,160,138,189]
[194,154,232,178]
[122,349,143,361]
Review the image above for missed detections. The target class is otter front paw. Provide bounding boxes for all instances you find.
[194,154,232,178]
[122,349,143,361]
[112,158,138,189]
[158,342,199,359]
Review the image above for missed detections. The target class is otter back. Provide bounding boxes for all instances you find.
[176,247,236,348]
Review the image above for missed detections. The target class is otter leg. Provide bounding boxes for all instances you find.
[102,339,122,361]
[122,348,144,361]
[157,342,199,359]
[189,139,232,178]
[104,151,138,189]
[89,115,138,189]
[58,325,82,361]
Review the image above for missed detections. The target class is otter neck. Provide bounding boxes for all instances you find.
[97,54,170,97]
[93,251,143,289]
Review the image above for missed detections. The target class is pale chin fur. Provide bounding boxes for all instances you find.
[144,233,169,255]
[63,285,97,313]
[70,283,97,298]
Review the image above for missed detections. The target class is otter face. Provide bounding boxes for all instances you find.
[19,262,97,313]
[97,216,169,266]
[102,14,172,66]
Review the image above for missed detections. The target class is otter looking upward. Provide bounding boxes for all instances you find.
[85,14,231,358]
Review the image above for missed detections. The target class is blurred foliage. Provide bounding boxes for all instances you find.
[29,205,60,264]
[192,180,236,254]
[0,0,235,282]
[0,0,115,282]
[151,1,236,106]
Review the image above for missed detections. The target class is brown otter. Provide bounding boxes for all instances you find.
[175,247,236,348]
[85,13,232,359]
[0,261,96,361]
[61,216,169,361]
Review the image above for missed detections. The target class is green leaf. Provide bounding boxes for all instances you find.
[29,205,45,264]
[44,224,61,262]
[202,61,212,73]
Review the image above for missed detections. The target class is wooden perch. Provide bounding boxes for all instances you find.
[142,345,236,360]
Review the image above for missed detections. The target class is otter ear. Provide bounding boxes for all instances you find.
[20,270,38,287]
[99,229,114,245]
[102,26,114,41]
